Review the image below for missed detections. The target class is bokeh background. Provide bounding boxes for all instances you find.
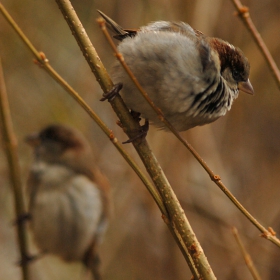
[0,0,280,279]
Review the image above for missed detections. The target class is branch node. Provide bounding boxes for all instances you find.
[162,214,170,224]
[96,17,105,28]
[260,231,270,239]
[268,227,276,236]
[33,52,49,67]
[234,5,249,17]
[116,120,123,128]
[240,6,249,15]
[115,52,124,61]
[212,174,221,182]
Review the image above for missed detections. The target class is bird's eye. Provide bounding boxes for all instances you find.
[232,70,240,80]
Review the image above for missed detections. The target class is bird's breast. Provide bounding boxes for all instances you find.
[29,164,103,261]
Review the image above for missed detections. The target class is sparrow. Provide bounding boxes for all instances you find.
[25,124,110,280]
[98,11,254,131]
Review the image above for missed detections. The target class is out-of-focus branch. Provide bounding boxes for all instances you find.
[231,0,280,89]
[232,227,262,280]
[0,59,30,280]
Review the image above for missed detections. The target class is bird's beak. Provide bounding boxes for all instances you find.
[25,133,40,147]
[238,79,254,95]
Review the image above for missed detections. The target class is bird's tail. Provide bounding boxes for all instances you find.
[97,10,136,41]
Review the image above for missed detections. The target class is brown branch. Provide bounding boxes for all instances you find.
[98,16,280,248]
[232,227,262,280]
[0,58,30,280]
[53,1,219,279]
[231,0,280,89]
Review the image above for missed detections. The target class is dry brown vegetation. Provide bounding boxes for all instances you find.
[0,0,280,279]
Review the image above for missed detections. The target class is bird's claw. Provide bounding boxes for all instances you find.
[14,213,32,226]
[17,253,40,266]
[100,83,123,101]
[123,119,149,144]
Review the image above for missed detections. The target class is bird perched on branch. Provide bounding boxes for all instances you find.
[98,10,254,131]
[26,124,110,280]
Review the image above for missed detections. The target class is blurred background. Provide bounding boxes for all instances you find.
[0,0,280,279]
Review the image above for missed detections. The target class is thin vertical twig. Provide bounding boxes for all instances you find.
[232,227,262,280]
[231,0,280,89]
[0,59,30,280]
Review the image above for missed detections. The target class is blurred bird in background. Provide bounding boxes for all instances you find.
[25,124,111,280]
